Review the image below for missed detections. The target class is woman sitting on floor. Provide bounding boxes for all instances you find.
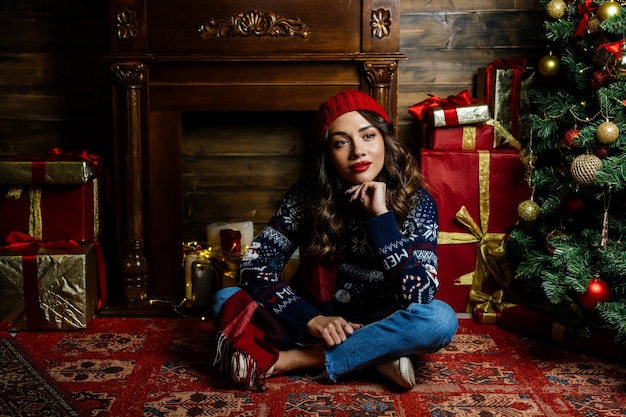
[212,89,458,391]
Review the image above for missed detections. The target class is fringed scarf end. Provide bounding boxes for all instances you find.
[214,332,270,391]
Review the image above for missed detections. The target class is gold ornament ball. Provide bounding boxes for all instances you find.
[546,0,567,19]
[518,199,541,222]
[570,153,603,185]
[539,55,560,76]
[596,120,619,144]
[587,15,602,34]
[597,1,622,21]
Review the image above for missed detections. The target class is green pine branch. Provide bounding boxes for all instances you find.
[597,301,626,341]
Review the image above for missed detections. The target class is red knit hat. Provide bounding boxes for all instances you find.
[312,90,391,141]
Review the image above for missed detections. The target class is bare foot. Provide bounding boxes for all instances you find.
[272,345,325,376]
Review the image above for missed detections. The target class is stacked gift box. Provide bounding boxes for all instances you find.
[410,61,532,318]
[0,148,106,331]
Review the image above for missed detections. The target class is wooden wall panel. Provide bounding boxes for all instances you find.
[0,1,110,159]
[0,0,547,292]
[397,1,546,141]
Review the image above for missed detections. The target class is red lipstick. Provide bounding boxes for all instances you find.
[350,161,371,172]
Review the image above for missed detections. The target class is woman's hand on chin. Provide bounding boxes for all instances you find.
[345,181,389,216]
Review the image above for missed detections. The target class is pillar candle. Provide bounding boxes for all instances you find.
[229,221,254,249]
[220,229,241,254]
[207,222,231,249]
[206,221,254,253]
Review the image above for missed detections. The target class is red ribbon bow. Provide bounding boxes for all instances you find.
[25,148,104,184]
[46,147,111,203]
[575,0,598,38]
[2,230,79,251]
[47,147,104,172]
[598,40,625,59]
[408,89,476,124]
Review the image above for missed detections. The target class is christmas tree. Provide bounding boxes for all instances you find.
[505,0,626,342]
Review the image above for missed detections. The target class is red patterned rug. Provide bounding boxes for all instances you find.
[5,317,626,416]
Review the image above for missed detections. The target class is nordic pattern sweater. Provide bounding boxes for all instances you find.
[238,180,439,336]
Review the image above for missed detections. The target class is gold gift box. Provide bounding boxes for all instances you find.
[0,160,95,184]
[0,243,98,330]
[477,67,534,147]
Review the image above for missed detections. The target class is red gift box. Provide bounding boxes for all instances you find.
[420,149,531,312]
[499,305,626,362]
[0,181,100,242]
[426,124,495,150]
[0,149,104,242]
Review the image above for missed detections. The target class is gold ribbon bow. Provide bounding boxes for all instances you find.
[469,289,516,324]
[445,205,509,292]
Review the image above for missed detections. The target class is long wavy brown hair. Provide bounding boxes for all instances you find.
[301,110,423,261]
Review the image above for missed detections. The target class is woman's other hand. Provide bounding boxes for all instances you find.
[306,315,362,346]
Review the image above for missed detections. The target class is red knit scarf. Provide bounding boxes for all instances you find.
[213,289,288,391]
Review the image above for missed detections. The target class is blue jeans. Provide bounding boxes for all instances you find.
[212,287,458,382]
[324,299,457,381]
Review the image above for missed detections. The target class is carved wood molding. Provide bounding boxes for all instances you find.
[116,9,139,40]
[111,62,145,88]
[370,8,391,39]
[364,60,397,87]
[198,10,310,39]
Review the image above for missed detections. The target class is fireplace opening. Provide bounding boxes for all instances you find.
[180,110,315,245]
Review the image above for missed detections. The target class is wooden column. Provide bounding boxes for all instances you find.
[111,61,149,302]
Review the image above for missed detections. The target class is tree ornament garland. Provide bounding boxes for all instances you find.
[546,0,567,19]
[577,276,611,309]
[519,147,537,185]
[539,54,561,76]
[596,120,619,144]
[545,228,567,254]
[597,1,623,21]
[600,189,612,249]
[570,153,603,185]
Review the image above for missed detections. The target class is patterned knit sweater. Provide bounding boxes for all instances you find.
[238,179,439,335]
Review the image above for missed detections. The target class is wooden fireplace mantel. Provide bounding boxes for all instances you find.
[106,0,405,309]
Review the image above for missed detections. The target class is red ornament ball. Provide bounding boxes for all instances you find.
[590,69,613,89]
[594,146,608,157]
[560,193,589,224]
[577,277,611,309]
[563,129,580,147]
